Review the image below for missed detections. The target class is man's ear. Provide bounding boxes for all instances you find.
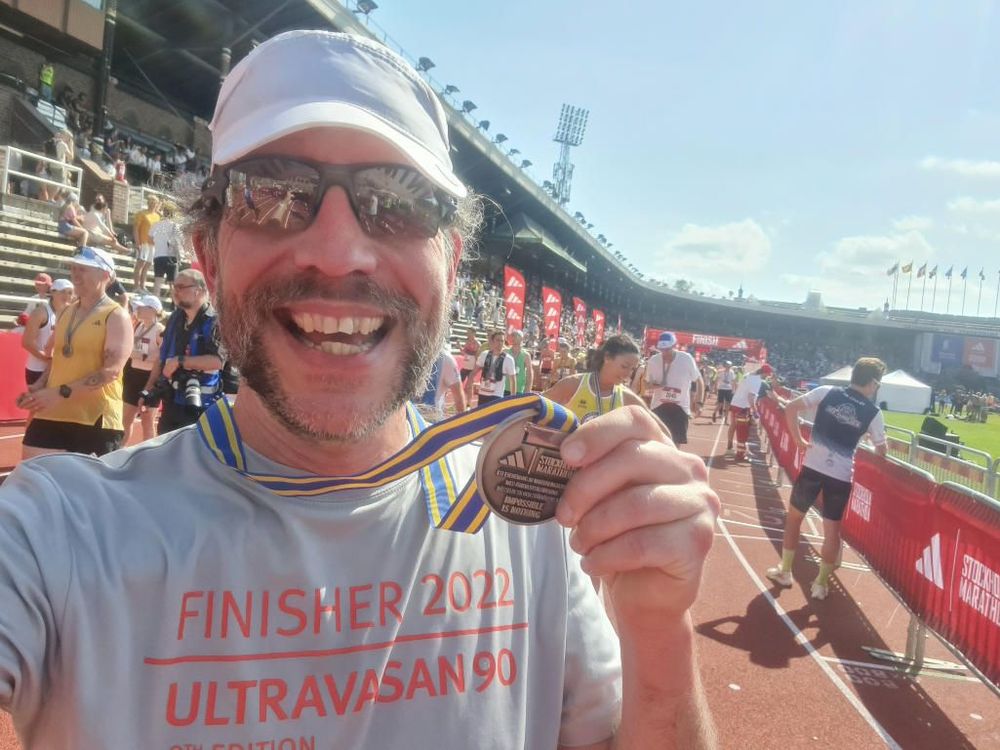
[192,229,218,296]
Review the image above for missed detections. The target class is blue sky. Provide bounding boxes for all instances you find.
[364,1,1000,315]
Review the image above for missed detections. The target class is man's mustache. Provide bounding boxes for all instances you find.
[229,274,420,321]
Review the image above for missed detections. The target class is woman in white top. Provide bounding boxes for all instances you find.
[121,294,165,443]
[82,195,130,253]
[21,279,74,385]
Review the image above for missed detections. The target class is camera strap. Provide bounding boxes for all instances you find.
[170,304,208,359]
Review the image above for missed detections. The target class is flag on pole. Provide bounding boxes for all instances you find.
[886,262,898,276]
[945,265,953,279]
[979,268,986,280]
[901,262,913,273]
[961,267,968,279]
[917,263,926,278]
[929,265,938,278]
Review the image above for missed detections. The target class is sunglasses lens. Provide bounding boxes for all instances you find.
[224,158,319,232]
[351,166,446,239]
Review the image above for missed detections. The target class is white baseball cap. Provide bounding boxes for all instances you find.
[51,278,74,292]
[134,293,163,312]
[71,246,116,276]
[657,331,678,350]
[209,30,466,199]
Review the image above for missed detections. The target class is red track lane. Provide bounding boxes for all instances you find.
[1,404,999,747]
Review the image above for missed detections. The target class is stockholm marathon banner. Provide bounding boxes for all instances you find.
[918,332,1000,378]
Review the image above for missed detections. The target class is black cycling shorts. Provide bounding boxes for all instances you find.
[790,466,853,521]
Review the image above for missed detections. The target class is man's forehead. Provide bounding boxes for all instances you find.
[243,127,413,167]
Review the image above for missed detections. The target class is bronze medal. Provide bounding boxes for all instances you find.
[476,414,575,525]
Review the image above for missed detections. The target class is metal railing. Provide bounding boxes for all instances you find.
[2,145,83,201]
[127,185,176,219]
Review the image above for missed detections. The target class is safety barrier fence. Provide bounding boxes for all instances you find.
[1,145,83,200]
[757,397,1000,694]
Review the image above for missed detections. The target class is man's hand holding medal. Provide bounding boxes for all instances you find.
[553,404,719,628]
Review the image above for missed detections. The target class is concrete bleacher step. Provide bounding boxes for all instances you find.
[0,243,137,275]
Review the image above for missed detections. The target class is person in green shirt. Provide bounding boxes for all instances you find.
[39,61,55,102]
[506,329,534,394]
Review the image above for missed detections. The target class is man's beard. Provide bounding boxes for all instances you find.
[215,272,447,443]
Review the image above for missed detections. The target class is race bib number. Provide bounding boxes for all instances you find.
[663,386,682,403]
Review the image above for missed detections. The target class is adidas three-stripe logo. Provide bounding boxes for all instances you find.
[915,533,944,589]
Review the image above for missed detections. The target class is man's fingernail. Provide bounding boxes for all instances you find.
[562,440,584,464]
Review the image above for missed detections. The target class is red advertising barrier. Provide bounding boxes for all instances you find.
[927,484,1000,687]
[0,331,29,422]
[759,396,1000,688]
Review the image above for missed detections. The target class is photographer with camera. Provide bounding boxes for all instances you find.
[140,269,223,434]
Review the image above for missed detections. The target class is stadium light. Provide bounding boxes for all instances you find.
[542,180,554,190]
[461,100,477,113]
[551,103,589,205]
[477,120,490,131]
[573,211,585,221]
[606,243,613,249]
[586,223,594,230]
[597,234,607,243]
[508,148,520,157]
[416,57,435,72]
[494,133,508,144]
[355,0,378,16]
[444,84,460,95]
[519,159,532,168]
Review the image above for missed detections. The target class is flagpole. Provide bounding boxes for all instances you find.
[994,270,999,318]
[921,272,927,311]
[906,270,913,309]
[931,273,937,312]
[977,275,984,316]
[962,277,967,316]
[947,274,953,314]
[891,268,898,308]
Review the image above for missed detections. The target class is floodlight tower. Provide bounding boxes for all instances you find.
[551,103,588,205]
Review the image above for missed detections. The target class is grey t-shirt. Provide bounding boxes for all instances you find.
[0,425,621,749]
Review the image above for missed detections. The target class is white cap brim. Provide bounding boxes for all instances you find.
[211,101,467,200]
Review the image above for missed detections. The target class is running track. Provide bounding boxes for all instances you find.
[0,401,998,747]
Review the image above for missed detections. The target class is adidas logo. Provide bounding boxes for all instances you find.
[500,449,526,470]
[915,534,944,589]
[545,294,559,304]
[507,277,523,288]
[506,292,522,304]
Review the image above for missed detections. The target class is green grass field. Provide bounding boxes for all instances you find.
[882,411,1000,459]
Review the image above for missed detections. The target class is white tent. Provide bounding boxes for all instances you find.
[819,365,853,386]
[879,370,932,414]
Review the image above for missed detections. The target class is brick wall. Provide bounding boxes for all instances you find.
[0,37,212,155]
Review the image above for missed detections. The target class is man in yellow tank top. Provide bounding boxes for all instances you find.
[17,246,132,458]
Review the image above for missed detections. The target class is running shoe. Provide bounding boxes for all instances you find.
[765,567,793,587]
[810,580,829,600]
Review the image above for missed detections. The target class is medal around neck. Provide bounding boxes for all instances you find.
[476,414,575,525]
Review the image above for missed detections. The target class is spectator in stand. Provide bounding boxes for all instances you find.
[132,195,161,291]
[82,196,130,254]
[23,272,53,315]
[38,60,54,102]
[645,331,704,446]
[57,193,89,248]
[121,294,165,443]
[505,329,533,394]
[546,334,643,423]
[149,201,187,296]
[474,330,516,406]
[22,279,73,385]
[16,246,131,458]
[538,340,555,390]
[32,158,52,202]
[53,129,74,188]
[766,358,887,600]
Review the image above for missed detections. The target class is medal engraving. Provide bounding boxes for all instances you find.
[477,415,575,525]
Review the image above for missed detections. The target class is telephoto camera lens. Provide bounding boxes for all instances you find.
[183,376,202,410]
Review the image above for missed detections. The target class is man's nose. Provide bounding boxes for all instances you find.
[289,188,379,278]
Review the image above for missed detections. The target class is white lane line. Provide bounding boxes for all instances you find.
[0,433,25,441]
[820,656,980,683]
[705,423,901,750]
[720,517,824,540]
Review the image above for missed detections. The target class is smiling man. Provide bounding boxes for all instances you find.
[0,31,719,749]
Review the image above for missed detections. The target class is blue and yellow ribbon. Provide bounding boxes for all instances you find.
[197,394,579,534]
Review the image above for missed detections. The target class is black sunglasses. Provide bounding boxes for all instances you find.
[200,157,458,240]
